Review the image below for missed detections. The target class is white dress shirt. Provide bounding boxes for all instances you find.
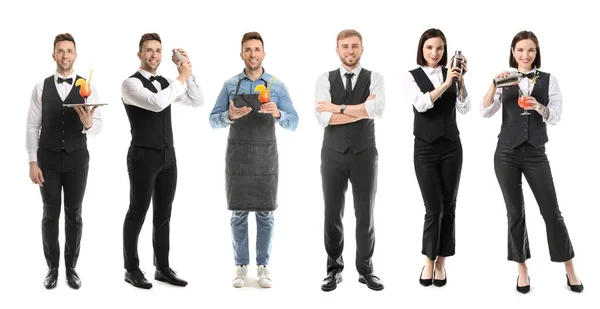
[26,71,103,163]
[480,68,562,125]
[402,65,471,114]
[314,65,385,128]
[121,68,204,112]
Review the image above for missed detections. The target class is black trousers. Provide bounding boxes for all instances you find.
[494,141,574,263]
[38,148,89,269]
[414,137,462,261]
[321,147,377,275]
[123,146,177,271]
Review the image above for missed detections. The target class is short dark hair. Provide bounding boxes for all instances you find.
[241,32,264,51]
[509,31,541,69]
[139,33,161,52]
[54,33,76,50]
[416,28,447,66]
[336,29,362,46]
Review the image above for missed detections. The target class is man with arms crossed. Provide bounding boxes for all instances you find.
[315,29,385,292]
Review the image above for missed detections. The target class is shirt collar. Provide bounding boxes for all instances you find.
[239,67,270,84]
[54,71,77,82]
[138,68,157,80]
[340,64,362,77]
[421,65,442,75]
[520,68,537,74]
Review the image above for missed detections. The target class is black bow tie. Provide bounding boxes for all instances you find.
[520,72,536,79]
[57,77,73,84]
[149,75,164,82]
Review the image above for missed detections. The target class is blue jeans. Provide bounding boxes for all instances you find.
[231,211,274,266]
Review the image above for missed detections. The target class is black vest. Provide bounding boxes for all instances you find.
[39,75,87,153]
[498,71,550,148]
[322,68,375,153]
[410,67,459,143]
[123,72,173,149]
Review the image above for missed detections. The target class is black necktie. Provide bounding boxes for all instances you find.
[345,72,354,96]
[520,72,536,79]
[57,77,72,84]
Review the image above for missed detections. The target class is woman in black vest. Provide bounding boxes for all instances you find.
[402,28,470,287]
[481,30,583,293]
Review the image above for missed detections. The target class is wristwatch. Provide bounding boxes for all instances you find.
[340,104,346,114]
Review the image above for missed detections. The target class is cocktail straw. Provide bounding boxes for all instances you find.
[88,68,93,85]
[268,76,274,89]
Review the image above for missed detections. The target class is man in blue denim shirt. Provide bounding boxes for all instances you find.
[209,32,298,289]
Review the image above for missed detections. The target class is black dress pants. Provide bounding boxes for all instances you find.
[413,137,462,261]
[123,146,177,271]
[321,147,378,275]
[38,148,89,269]
[494,141,574,263]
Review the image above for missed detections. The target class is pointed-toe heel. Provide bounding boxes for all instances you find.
[566,274,583,293]
[516,275,530,294]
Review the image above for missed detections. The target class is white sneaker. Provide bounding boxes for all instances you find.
[232,265,247,288]
[257,265,272,288]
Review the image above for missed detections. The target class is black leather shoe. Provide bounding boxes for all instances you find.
[433,268,447,287]
[419,266,433,287]
[516,275,530,294]
[44,267,58,289]
[66,267,81,289]
[155,267,188,287]
[358,273,384,291]
[321,270,342,292]
[125,269,152,289]
[566,274,583,293]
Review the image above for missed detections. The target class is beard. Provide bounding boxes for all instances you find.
[340,55,360,68]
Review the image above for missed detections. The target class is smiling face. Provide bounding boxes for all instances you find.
[422,37,445,67]
[512,39,537,72]
[240,39,265,74]
[336,35,363,71]
[138,39,162,74]
[52,40,77,75]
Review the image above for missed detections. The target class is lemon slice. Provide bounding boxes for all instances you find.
[254,84,266,93]
[75,78,86,87]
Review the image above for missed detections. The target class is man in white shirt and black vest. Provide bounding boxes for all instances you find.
[26,33,103,289]
[121,33,204,289]
[315,29,386,292]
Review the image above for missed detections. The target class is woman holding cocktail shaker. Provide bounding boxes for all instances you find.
[481,30,583,293]
[402,28,470,288]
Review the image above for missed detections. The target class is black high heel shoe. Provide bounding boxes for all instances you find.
[516,275,530,294]
[566,274,583,293]
[433,268,447,287]
[419,266,433,287]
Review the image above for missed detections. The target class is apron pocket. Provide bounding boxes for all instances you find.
[225,140,279,176]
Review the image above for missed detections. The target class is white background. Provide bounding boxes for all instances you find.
[0,0,597,308]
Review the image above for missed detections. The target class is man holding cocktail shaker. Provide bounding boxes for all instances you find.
[121,33,203,289]
[402,28,471,288]
[481,30,583,294]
